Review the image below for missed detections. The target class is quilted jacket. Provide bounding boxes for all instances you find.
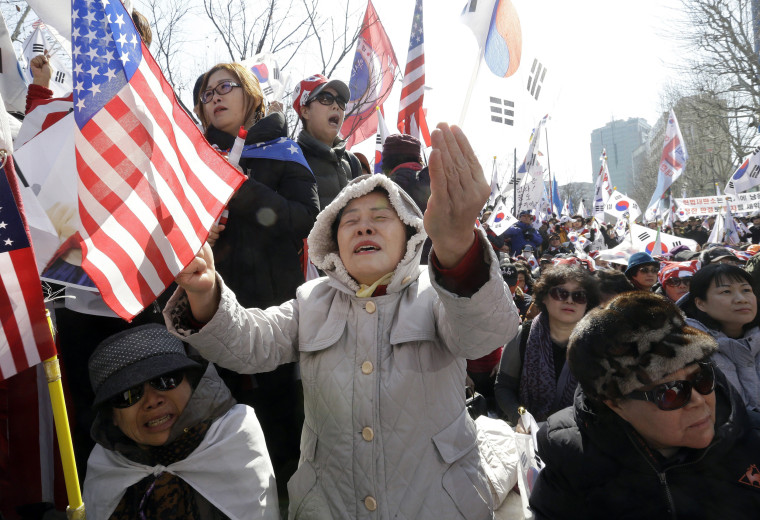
[165,174,520,519]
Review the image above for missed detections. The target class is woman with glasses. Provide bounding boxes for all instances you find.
[83,324,278,519]
[624,251,660,291]
[529,292,760,518]
[198,63,319,501]
[679,263,760,428]
[292,74,362,209]
[656,260,698,302]
[495,264,600,424]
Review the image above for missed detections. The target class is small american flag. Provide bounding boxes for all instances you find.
[0,162,57,380]
[396,0,430,146]
[72,0,245,320]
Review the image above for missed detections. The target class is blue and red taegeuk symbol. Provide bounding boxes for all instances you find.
[494,212,505,222]
[645,242,669,255]
[484,0,522,78]
[251,63,269,83]
[733,159,749,180]
[615,200,630,212]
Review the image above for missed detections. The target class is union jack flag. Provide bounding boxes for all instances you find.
[71,0,245,320]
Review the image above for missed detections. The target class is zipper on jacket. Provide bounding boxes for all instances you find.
[624,428,677,519]
[657,472,676,519]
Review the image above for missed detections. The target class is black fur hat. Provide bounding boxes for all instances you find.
[567,292,717,401]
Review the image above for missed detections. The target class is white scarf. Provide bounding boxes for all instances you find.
[84,405,279,520]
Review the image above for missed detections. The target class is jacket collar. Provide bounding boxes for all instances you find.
[297,129,346,162]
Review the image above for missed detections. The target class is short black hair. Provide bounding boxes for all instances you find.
[532,264,600,315]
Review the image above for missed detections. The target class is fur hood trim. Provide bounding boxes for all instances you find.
[307,174,426,292]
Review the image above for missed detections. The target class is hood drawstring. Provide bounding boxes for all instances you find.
[356,272,394,298]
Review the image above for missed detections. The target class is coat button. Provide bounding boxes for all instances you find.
[364,496,377,511]
[361,361,374,374]
[365,301,376,313]
[362,426,374,441]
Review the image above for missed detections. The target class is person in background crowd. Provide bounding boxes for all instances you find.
[699,245,744,267]
[353,152,372,175]
[382,134,432,263]
[748,214,760,244]
[198,62,319,503]
[84,325,278,520]
[500,262,533,317]
[505,210,542,256]
[679,263,760,428]
[625,252,660,291]
[514,263,534,294]
[529,292,760,519]
[292,74,361,209]
[544,232,570,257]
[167,124,519,519]
[657,260,698,302]
[495,264,600,425]
[594,268,634,305]
[684,216,709,245]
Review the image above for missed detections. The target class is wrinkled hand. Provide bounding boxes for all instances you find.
[207,223,225,247]
[30,53,52,88]
[175,242,219,323]
[424,123,489,268]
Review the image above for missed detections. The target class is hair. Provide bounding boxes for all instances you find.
[514,263,533,291]
[683,263,760,333]
[594,268,634,301]
[131,9,152,47]
[199,63,265,133]
[532,264,600,316]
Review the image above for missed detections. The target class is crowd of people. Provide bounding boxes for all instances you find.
[9,7,760,520]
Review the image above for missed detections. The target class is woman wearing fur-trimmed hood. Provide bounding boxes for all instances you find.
[165,124,520,519]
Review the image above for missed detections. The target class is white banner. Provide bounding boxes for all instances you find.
[646,109,688,220]
[674,193,760,219]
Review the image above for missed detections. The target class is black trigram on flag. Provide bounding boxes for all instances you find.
[489,96,514,126]
[32,43,44,53]
[262,84,274,96]
[272,65,280,81]
[54,70,65,83]
[638,232,650,241]
[527,59,547,100]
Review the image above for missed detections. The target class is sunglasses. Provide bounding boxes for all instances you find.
[109,371,185,409]
[637,266,660,275]
[200,80,241,104]
[664,277,691,288]
[309,91,347,110]
[625,362,715,411]
[548,286,587,305]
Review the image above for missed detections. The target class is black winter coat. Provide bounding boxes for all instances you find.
[206,113,319,308]
[530,370,760,519]
[297,129,359,209]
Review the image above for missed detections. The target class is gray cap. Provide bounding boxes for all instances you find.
[88,324,200,407]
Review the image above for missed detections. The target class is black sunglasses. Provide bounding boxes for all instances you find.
[664,277,691,288]
[548,286,587,305]
[310,91,347,110]
[109,370,185,409]
[200,80,241,104]
[625,362,715,411]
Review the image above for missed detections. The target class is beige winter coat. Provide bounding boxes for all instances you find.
[165,174,520,519]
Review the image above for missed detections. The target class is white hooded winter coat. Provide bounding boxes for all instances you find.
[165,174,520,519]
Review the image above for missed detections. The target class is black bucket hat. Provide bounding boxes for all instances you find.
[88,324,200,407]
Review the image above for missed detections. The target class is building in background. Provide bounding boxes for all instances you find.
[589,118,651,196]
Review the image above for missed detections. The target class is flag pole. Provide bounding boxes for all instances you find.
[513,147,517,215]
[458,47,484,126]
[43,311,85,519]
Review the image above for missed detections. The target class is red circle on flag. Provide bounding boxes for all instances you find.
[494,212,505,222]
[645,242,669,254]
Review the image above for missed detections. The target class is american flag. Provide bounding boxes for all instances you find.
[0,162,56,380]
[397,0,430,146]
[71,0,245,320]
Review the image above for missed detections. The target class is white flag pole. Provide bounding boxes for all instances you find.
[458,47,484,126]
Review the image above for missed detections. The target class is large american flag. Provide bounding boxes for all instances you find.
[397,0,430,146]
[0,162,56,380]
[71,0,245,320]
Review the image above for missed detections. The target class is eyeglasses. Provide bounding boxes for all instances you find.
[109,371,185,409]
[637,266,660,275]
[200,80,241,104]
[664,277,691,288]
[625,362,715,411]
[309,91,347,110]
[548,286,587,305]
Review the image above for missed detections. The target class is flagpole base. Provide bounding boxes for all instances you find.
[66,503,86,520]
